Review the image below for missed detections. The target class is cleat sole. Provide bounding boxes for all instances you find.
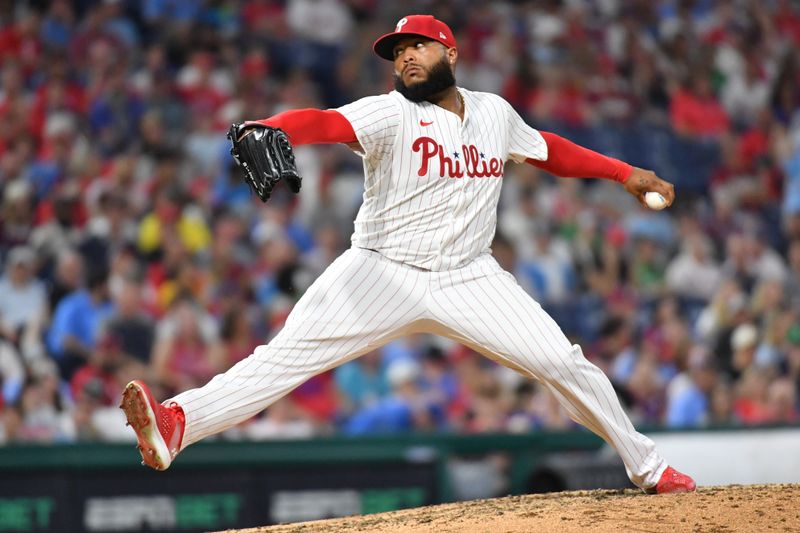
[120,382,172,471]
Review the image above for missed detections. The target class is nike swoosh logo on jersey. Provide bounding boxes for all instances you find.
[420,120,434,127]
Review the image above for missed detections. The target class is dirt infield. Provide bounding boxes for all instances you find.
[225,484,800,533]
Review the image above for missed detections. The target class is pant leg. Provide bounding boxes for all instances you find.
[171,248,427,449]
[427,254,667,489]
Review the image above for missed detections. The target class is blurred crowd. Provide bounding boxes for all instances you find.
[1,0,800,445]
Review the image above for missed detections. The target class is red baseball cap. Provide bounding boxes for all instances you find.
[373,15,457,61]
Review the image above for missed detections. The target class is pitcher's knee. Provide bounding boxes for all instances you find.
[527,344,588,381]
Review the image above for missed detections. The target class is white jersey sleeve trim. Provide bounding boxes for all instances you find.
[333,93,401,160]
[500,96,548,164]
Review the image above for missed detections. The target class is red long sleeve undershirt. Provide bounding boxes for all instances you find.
[248,109,358,145]
[251,109,632,183]
[530,132,632,183]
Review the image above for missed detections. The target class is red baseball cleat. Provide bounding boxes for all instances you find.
[650,466,697,494]
[120,380,185,471]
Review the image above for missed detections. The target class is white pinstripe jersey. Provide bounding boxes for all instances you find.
[335,87,548,271]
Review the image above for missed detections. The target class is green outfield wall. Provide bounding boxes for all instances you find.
[0,427,797,532]
[0,431,606,532]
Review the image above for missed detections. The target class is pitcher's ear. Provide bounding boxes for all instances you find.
[448,47,458,65]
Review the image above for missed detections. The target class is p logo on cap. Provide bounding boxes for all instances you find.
[373,14,457,61]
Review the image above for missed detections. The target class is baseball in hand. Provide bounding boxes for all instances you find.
[644,191,667,210]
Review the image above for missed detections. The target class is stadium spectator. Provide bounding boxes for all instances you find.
[729,323,760,381]
[29,186,84,269]
[709,379,737,426]
[0,404,22,444]
[665,347,717,428]
[289,371,339,425]
[151,294,224,394]
[0,340,25,408]
[627,235,668,298]
[46,266,114,380]
[345,359,443,435]
[670,71,730,139]
[0,246,47,360]
[419,347,459,417]
[40,1,75,51]
[665,233,722,301]
[464,372,514,434]
[16,358,74,443]
[733,367,773,425]
[137,184,211,258]
[519,221,574,305]
[334,350,388,417]
[787,240,800,308]
[721,56,771,127]
[47,248,83,311]
[765,377,799,424]
[624,351,667,426]
[0,180,35,249]
[70,329,127,407]
[218,306,259,369]
[780,132,800,240]
[105,277,155,365]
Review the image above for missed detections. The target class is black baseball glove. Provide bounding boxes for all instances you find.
[227,123,302,202]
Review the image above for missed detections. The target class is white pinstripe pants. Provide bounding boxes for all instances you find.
[171,248,666,488]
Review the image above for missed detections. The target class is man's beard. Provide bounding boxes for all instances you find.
[393,57,456,102]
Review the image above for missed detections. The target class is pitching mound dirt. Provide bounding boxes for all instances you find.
[224,484,799,533]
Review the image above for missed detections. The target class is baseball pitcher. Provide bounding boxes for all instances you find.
[121,15,694,495]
